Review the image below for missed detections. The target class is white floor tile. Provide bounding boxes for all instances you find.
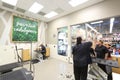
[23,58,120,80]
[113,72,120,80]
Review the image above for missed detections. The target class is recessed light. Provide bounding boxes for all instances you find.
[110,18,115,33]
[44,11,58,18]
[91,21,103,24]
[29,2,43,13]
[69,0,89,7]
[1,0,18,6]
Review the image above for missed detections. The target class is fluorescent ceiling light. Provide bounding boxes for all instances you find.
[44,11,58,18]
[29,2,43,13]
[91,21,103,24]
[69,0,89,7]
[110,18,115,33]
[1,0,18,6]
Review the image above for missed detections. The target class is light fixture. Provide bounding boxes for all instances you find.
[110,18,115,33]
[44,11,58,18]
[1,0,18,6]
[91,21,103,24]
[69,0,89,7]
[29,2,43,13]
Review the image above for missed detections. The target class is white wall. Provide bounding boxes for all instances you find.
[0,10,47,65]
[46,0,120,61]
[0,46,17,65]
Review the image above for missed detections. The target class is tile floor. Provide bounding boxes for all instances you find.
[24,58,120,80]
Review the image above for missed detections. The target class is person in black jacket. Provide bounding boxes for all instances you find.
[105,43,113,80]
[39,44,46,60]
[95,40,108,73]
[72,37,94,80]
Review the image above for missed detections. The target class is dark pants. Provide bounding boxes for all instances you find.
[108,73,113,80]
[74,65,88,80]
[41,53,46,60]
[98,64,106,73]
[106,66,113,80]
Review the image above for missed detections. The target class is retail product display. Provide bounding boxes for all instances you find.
[71,16,120,56]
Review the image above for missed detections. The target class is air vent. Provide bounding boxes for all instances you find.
[2,2,14,9]
[38,11,46,16]
[16,7,26,13]
[0,8,4,12]
[55,8,64,14]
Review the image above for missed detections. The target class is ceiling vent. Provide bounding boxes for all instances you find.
[38,11,46,16]
[16,7,26,13]
[2,2,14,9]
[55,8,64,14]
[0,8,4,12]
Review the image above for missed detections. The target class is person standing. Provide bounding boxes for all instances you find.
[105,43,113,80]
[95,40,108,73]
[72,37,93,80]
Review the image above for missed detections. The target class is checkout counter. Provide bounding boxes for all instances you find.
[21,47,50,61]
[112,55,120,74]
[34,47,50,59]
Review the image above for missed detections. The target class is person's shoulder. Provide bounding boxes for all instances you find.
[102,45,107,48]
[73,44,81,48]
[83,41,92,47]
[83,41,92,44]
[102,45,108,49]
[72,45,78,51]
[72,45,76,48]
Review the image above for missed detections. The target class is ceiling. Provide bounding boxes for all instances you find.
[0,0,105,22]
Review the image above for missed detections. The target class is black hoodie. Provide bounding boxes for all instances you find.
[72,42,94,67]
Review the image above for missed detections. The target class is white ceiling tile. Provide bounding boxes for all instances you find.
[16,0,35,10]
[36,0,70,13]
[0,0,105,22]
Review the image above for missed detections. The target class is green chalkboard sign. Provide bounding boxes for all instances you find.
[12,16,38,42]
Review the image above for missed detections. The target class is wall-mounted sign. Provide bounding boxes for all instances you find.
[12,16,38,42]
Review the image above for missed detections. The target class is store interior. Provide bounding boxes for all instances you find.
[0,0,120,80]
[71,16,120,54]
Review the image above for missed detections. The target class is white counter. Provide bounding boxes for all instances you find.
[111,55,120,58]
